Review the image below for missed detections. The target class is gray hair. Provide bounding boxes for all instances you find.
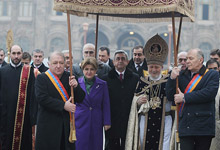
[62,50,73,56]
[48,51,65,62]
[83,43,95,51]
[178,51,187,58]
[188,48,204,62]
[32,49,44,56]
[113,50,129,60]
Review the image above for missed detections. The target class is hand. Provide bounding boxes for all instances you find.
[137,95,148,106]
[64,97,76,113]
[174,88,184,104]
[171,67,180,79]
[104,125,111,131]
[69,76,78,88]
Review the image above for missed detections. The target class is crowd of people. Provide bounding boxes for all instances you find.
[0,34,220,150]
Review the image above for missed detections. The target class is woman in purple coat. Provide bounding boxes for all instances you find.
[75,57,111,150]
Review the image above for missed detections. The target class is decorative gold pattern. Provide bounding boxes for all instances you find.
[54,0,195,22]
[144,34,168,66]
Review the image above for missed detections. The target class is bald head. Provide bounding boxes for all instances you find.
[188,48,204,61]
[187,48,204,72]
[178,51,187,70]
[10,45,23,65]
[83,43,95,59]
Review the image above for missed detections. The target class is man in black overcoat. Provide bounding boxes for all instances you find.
[166,48,219,150]
[35,51,85,150]
[103,50,139,150]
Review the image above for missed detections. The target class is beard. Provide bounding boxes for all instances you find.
[149,72,162,81]
[11,58,21,65]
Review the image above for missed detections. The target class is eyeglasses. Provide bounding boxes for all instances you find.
[84,51,94,54]
[178,58,187,62]
[208,67,218,70]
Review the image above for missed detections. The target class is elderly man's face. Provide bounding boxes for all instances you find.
[178,53,187,70]
[148,64,162,79]
[48,54,65,78]
[83,47,95,59]
[186,50,203,72]
[133,48,145,65]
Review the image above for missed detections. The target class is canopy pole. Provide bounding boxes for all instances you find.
[172,12,181,148]
[176,16,183,55]
[67,11,76,143]
[95,14,99,59]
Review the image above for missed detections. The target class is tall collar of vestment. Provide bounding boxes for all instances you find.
[181,65,206,76]
[10,61,22,68]
[149,74,162,81]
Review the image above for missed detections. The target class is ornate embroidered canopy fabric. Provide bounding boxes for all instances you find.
[54,0,194,22]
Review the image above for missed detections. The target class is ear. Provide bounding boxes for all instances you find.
[201,57,204,63]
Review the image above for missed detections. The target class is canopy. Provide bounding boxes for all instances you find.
[54,0,195,22]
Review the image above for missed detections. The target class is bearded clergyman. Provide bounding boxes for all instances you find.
[125,34,172,150]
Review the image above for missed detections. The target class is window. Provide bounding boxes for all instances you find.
[0,1,12,17]
[56,11,63,16]
[197,0,213,20]
[199,42,212,61]
[50,38,65,52]
[17,37,31,52]
[117,33,144,59]
[51,1,63,16]
[19,0,32,17]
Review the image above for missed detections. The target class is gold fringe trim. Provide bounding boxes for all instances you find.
[53,1,195,22]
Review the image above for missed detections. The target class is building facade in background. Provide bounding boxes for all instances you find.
[0,0,219,63]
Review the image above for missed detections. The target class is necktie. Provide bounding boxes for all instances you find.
[137,64,140,71]
[119,73,123,81]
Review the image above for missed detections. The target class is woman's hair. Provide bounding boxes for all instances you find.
[81,57,98,70]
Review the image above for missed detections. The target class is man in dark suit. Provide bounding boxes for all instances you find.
[31,49,48,73]
[127,46,148,77]
[104,50,139,150]
[98,46,114,68]
[0,48,7,67]
[166,48,219,150]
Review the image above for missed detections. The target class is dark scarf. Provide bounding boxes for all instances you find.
[84,76,95,94]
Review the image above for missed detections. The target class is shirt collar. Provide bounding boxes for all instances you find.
[104,59,110,66]
[34,63,42,69]
[135,62,143,68]
[115,69,125,76]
